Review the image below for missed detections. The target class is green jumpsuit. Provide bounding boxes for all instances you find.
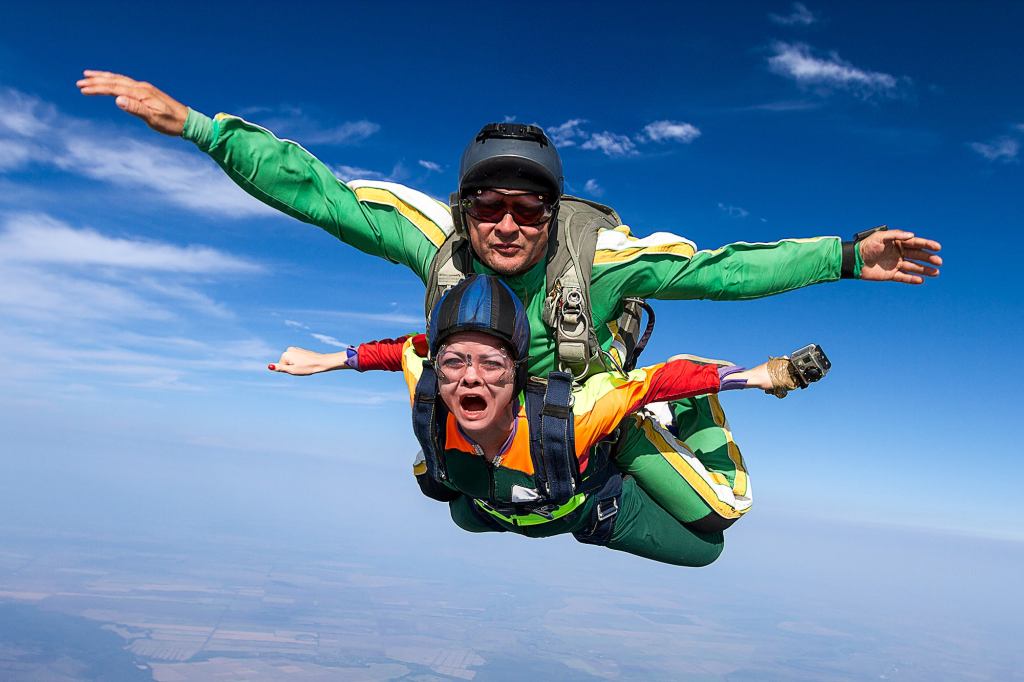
[182,110,849,532]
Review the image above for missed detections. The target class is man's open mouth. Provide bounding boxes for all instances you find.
[459,395,488,415]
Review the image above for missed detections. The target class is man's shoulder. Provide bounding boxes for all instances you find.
[592,226,697,268]
[348,180,454,247]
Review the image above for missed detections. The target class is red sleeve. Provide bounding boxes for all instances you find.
[357,335,414,372]
[573,359,722,463]
[625,360,721,413]
[411,333,428,358]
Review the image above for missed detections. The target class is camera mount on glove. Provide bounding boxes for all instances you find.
[765,344,832,398]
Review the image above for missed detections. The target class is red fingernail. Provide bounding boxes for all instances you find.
[268,364,276,371]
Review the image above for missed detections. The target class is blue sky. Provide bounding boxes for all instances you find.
[0,0,1021,555]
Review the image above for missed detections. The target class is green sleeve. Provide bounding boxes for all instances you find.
[181,109,445,283]
[594,236,844,301]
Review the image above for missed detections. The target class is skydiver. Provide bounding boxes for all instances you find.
[267,275,824,565]
[77,71,942,531]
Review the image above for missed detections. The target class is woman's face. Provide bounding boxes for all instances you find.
[436,331,517,436]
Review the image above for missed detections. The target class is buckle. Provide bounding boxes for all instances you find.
[530,506,555,520]
[596,497,619,522]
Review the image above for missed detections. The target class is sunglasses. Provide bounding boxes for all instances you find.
[461,189,556,227]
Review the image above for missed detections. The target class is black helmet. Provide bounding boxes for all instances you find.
[458,123,563,199]
[427,274,531,393]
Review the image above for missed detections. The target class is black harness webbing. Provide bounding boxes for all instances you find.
[523,372,579,505]
[413,366,587,517]
[411,362,448,482]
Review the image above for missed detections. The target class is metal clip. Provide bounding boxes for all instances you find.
[595,497,619,522]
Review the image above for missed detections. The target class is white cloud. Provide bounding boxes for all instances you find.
[289,308,422,326]
[0,139,39,170]
[547,119,588,147]
[331,164,385,181]
[284,319,309,329]
[418,159,442,172]
[310,333,350,348]
[970,137,1019,162]
[242,106,379,145]
[0,88,54,136]
[768,42,900,96]
[545,118,701,157]
[134,278,234,319]
[583,179,604,197]
[0,87,276,217]
[581,131,638,157]
[746,100,821,112]
[718,203,750,218]
[0,262,172,323]
[0,213,262,273]
[770,2,816,25]
[0,214,275,397]
[300,120,379,145]
[643,120,701,143]
[0,326,278,394]
[58,136,274,217]
[0,212,261,329]
[330,162,406,183]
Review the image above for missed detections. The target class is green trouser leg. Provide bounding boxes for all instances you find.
[447,480,723,568]
[605,477,724,567]
[614,394,751,529]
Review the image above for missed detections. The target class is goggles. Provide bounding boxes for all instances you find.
[435,348,517,384]
[460,189,556,227]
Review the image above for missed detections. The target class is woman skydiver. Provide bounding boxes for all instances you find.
[269,275,822,566]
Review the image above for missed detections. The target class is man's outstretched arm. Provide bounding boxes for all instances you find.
[593,227,941,303]
[77,71,447,282]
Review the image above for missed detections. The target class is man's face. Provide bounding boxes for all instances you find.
[465,189,551,276]
[436,331,517,438]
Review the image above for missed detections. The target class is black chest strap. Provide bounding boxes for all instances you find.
[523,371,579,505]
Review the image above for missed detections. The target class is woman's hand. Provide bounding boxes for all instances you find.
[268,346,352,376]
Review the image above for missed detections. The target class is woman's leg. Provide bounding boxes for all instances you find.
[604,477,724,567]
[613,393,751,532]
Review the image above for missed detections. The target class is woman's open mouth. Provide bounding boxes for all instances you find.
[459,395,488,417]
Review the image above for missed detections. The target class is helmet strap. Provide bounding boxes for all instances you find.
[449,191,467,236]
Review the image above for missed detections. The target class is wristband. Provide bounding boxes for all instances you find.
[842,225,887,279]
[718,365,748,392]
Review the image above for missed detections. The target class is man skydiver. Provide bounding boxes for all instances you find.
[290,274,821,566]
[77,70,943,531]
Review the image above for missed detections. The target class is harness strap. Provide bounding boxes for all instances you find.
[474,492,587,527]
[524,372,578,504]
[411,362,448,481]
[572,473,623,547]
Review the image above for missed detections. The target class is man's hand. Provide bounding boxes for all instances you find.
[268,347,353,376]
[77,70,188,136]
[858,229,943,284]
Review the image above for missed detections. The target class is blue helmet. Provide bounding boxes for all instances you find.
[427,275,531,390]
